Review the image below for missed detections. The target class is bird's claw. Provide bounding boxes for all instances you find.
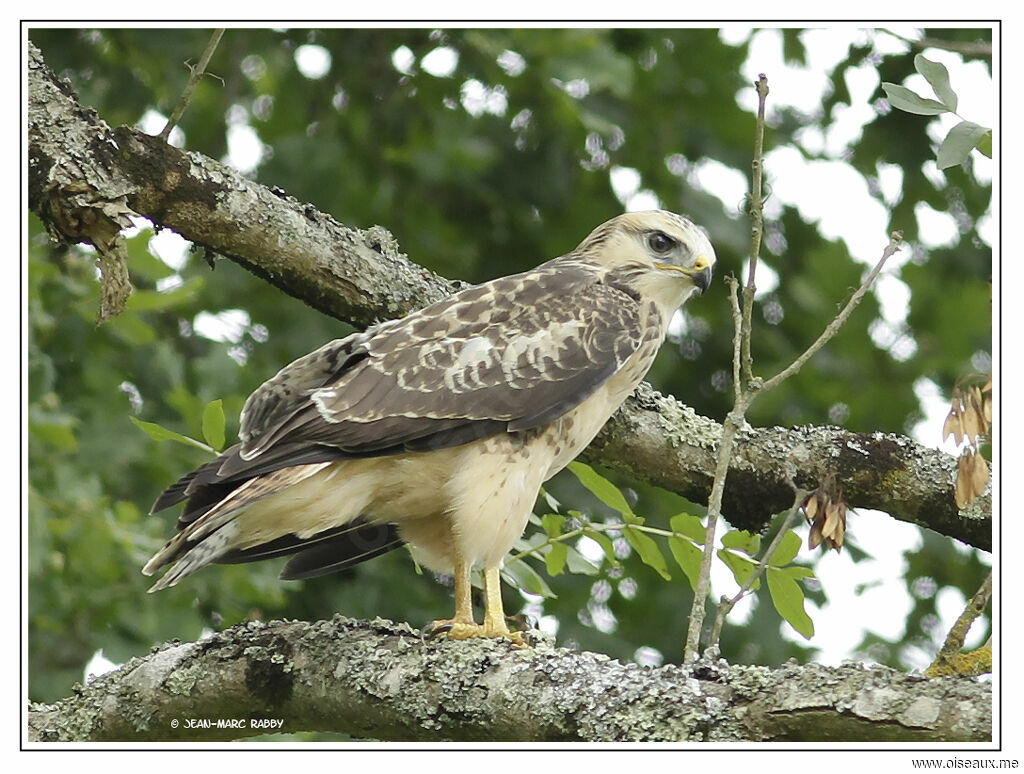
[423,618,527,646]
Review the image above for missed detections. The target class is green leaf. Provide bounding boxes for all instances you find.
[502,561,556,598]
[717,548,758,589]
[767,566,815,639]
[124,231,176,281]
[544,541,568,576]
[769,529,803,567]
[881,82,949,115]
[201,399,226,451]
[721,529,761,556]
[104,310,157,346]
[623,525,671,580]
[937,120,993,169]
[976,130,992,158]
[580,525,618,566]
[129,416,213,453]
[568,461,635,517]
[668,535,702,591]
[785,565,816,579]
[914,54,957,111]
[669,512,706,543]
[541,513,566,538]
[564,545,600,576]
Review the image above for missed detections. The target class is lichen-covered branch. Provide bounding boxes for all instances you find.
[590,384,990,551]
[26,616,991,743]
[27,40,990,551]
[27,41,457,330]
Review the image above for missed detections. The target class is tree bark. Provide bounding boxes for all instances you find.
[26,616,991,743]
[26,40,990,552]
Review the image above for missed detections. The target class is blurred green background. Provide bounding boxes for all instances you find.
[27,27,991,703]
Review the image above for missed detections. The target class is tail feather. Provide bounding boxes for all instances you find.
[280,523,403,580]
[145,522,239,591]
[143,461,332,588]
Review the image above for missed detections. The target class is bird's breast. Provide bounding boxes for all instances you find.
[539,329,662,479]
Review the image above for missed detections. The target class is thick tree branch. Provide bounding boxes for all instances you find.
[27,40,990,551]
[589,384,990,551]
[27,41,457,330]
[26,616,991,743]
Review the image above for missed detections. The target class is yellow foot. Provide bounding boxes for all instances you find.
[424,618,526,646]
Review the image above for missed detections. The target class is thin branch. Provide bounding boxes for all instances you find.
[683,75,771,663]
[926,570,992,676]
[706,489,807,651]
[760,231,903,393]
[740,74,770,386]
[683,73,910,662]
[728,275,744,404]
[159,29,225,142]
[683,406,746,663]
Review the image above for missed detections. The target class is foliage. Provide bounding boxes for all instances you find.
[882,54,992,168]
[27,26,991,702]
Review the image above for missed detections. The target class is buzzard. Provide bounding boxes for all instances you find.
[144,210,715,642]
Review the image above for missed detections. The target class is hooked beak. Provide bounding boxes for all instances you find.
[659,255,714,294]
[690,262,713,294]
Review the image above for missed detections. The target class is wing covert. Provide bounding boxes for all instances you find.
[234,258,646,468]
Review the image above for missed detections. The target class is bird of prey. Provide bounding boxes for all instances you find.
[144,210,715,643]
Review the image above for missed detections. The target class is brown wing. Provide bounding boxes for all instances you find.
[240,259,642,452]
[153,257,645,518]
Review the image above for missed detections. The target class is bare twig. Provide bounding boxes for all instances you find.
[683,75,771,663]
[728,275,745,404]
[760,231,903,393]
[740,74,770,387]
[159,29,225,142]
[683,406,744,662]
[683,74,905,662]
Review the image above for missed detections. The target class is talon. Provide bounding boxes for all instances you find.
[423,620,454,638]
[424,618,527,646]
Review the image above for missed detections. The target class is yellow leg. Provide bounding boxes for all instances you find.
[425,549,475,634]
[481,565,520,641]
[426,560,524,645]
[451,550,475,624]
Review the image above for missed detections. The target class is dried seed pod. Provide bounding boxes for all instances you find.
[955,457,970,509]
[969,450,990,497]
[809,520,823,550]
[943,409,964,444]
[954,448,991,509]
[961,401,983,440]
[804,492,819,521]
[805,475,847,551]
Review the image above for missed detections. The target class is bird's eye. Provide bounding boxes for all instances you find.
[647,231,676,255]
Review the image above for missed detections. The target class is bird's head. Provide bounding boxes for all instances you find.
[574,210,716,312]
